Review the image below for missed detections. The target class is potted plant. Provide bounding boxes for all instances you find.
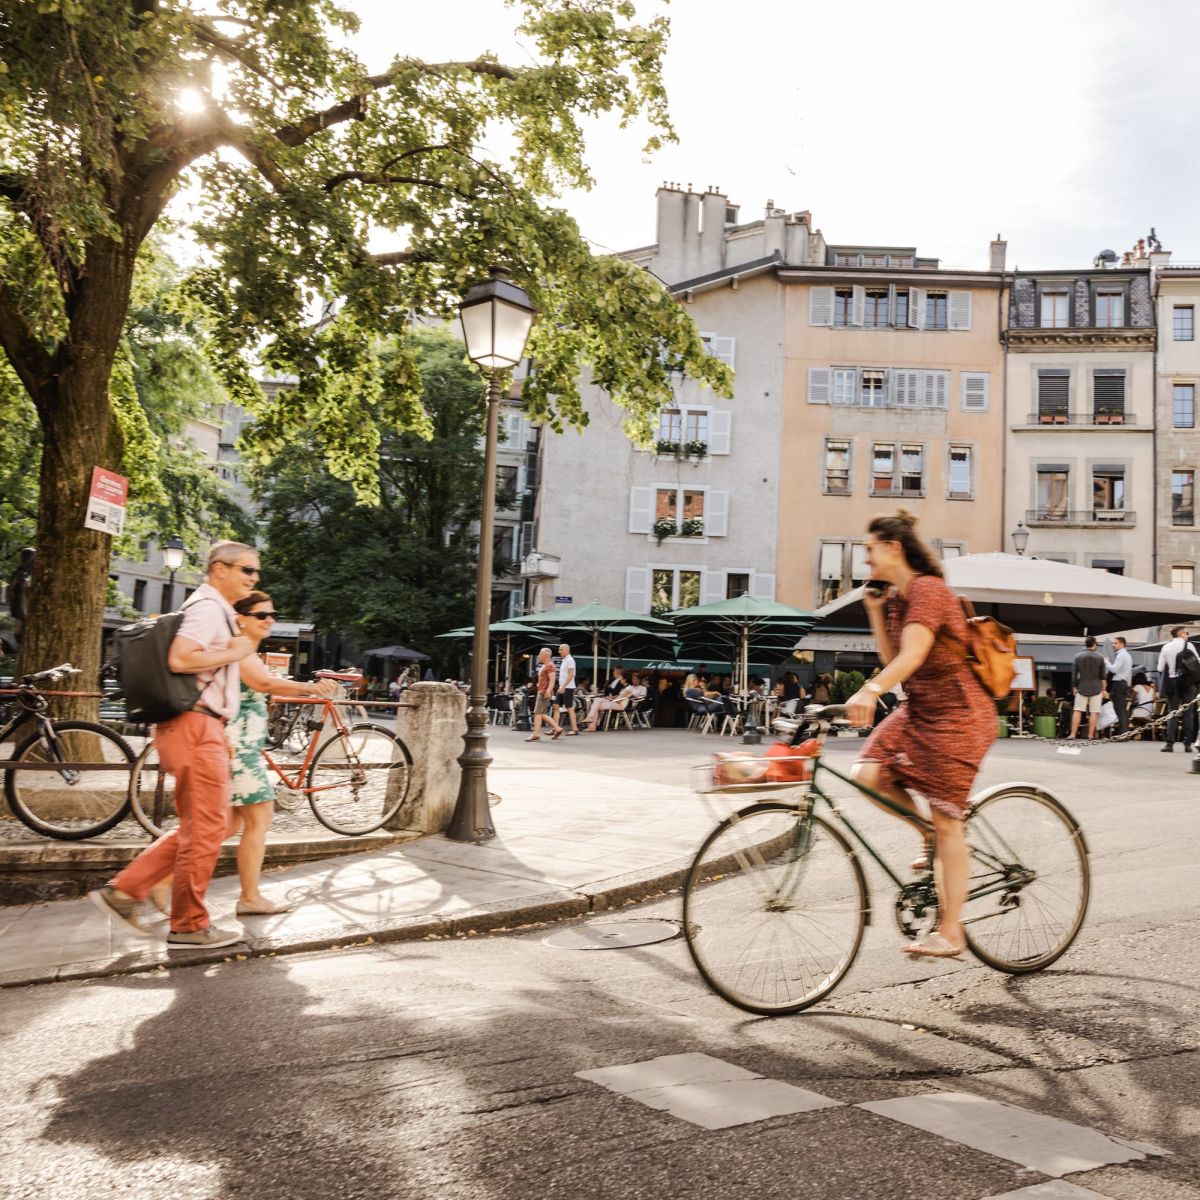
[684,439,708,461]
[680,516,704,537]
[655,438,681,458]
[1030,694,1058,738]
[652,516,678,544]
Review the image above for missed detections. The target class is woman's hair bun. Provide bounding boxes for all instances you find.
[893,507,917,528]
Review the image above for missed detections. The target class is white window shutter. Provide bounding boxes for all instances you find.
[922,370,948,409]
[708,409,732,454]
[701,570,726,605]
[908,288,926,330]
[851,285,866,327]
[808,367,832,404]
[628,486,653,534]
[832,368,857,406]
[962,372,989,411]
[625,567,650,614]
[892,369,920,407]
[809,287,834,327]
[706,490,729,536]
[750,572,776,600]
[711,336,736,367]
[948,291,972,330]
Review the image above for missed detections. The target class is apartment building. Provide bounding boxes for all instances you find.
[533,186,811,617]
[779,242,1008,609]
[1003,251,1157,578]
[1155,258,1200,592]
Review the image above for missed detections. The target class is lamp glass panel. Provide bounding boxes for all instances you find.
[162,544,184,570]
[458,303,496,364]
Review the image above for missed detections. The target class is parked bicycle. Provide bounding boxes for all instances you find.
[1,664,136,840]
[129,693,413,838]
[683,704,1091,1016]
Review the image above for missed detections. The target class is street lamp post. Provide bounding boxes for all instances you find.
[162,535,185,611]
[1010,522,1030,556]
[448,267,537,843]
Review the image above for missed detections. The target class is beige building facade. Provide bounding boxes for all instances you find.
[777,247,1008,610]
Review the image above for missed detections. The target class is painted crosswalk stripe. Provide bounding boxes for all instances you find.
[858,1092,1168,1178]
[575,1052,842,1130]
[978,1180,1117,1200]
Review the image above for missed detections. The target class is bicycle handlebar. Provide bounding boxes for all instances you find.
[23,663,80,686]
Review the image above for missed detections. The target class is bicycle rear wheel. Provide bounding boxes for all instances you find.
[128,740,179,838]
[683,802,868,1015]
[4,721,134,840]
[305,724,412,835]
[963,785,1090,973]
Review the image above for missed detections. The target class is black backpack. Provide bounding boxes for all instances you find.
[111,596,226,725]
[1178,644,1200,689]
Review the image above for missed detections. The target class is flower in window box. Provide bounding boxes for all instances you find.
[684,439,709,460]
[680,517,704,537]
[655,438,681,457]
[652,517,679,544]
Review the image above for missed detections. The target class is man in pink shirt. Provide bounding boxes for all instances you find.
[89,541,259,948]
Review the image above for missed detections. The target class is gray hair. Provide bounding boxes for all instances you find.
[539,646,553,659]
[206,541,257,571]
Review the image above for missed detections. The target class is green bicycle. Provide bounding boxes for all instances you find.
[683,704,1091,1016]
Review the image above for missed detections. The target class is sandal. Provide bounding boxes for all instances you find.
[236,898,293,916]
[903,932,964,959]
[525,735,541,742]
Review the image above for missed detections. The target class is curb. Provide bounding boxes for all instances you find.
[0,850,699,990]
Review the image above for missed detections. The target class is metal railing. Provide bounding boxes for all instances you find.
[1026,508,1135,526]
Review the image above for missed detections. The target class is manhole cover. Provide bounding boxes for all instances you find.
[543,920,681,950]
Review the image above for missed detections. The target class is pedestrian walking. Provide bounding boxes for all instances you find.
[552,642,580,736]
[526,647,563,742]
[1105,635,1133,735]
[87,541,260,949]
[844,509,996,961]
[1156,626,1200,752]
[1070,636,1108,740]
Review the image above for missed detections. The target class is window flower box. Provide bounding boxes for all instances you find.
[653,517,679,544]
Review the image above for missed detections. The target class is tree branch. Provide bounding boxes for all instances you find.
[323,171,469,196]
[0,283,55,403]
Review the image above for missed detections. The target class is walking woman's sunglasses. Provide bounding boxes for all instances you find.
[246,611,280,620]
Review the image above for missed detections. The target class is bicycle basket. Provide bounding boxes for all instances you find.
[694,749,816,795]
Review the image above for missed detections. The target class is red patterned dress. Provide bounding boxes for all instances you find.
[860,573,996,819]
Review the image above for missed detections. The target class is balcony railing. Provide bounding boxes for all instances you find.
[1024,411,1131,426]
[1026,508,1135,526]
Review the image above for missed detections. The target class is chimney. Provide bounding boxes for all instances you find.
[989,234,1007,272]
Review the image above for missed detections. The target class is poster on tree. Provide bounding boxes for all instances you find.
[84,467,129,536]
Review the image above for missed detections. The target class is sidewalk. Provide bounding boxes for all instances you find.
[0,729,739,987]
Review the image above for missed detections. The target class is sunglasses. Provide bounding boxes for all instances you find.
[217,562,260,577]
[244,611,280,620]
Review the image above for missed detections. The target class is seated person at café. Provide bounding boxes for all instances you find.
[583,671,646,730]
[603,668,627,697]
[684,673,724,714]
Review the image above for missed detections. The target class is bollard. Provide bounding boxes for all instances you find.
[1190,746,1200,774]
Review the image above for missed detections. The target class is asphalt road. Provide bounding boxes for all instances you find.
[1,737,1197,1199]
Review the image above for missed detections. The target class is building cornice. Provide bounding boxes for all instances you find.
[1005,327,1156,352]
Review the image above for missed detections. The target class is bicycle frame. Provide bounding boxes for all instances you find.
[260,696,359,796]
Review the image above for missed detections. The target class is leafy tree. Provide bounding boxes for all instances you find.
[0,0,731,705]
[260,328,487,661]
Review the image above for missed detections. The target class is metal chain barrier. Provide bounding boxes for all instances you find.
[1012,693,1200,748]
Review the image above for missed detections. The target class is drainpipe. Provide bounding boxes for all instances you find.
[1151,275,1159,584]
[999,274,1010,553]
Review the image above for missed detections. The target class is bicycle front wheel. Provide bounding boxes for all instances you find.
[128,740,179,838]
[5,721,134,840]
[964,785,1090,973]
[306,724,412,835]
[683,802,868,1016]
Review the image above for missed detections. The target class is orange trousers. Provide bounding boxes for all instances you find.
[112,710,231,933]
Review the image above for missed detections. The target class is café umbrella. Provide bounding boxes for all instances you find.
[435,620,549,690]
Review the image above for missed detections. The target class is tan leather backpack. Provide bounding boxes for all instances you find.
[944,596,1018,698]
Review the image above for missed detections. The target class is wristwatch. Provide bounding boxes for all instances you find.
[863,681,882,696]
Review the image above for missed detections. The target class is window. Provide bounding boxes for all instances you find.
[863,288,889,328]
[872,444,895,494]
[725,572,750,600]
[655,487,705,525]
[834,288,854,327]
[160,583,173,613]
[1175,384,1196,429]
[684,410,708,443]
[651,568,701,616]
[132,579,146,611]
[900,444,924,495]
[861,253,888,268]
[832,367,858,406]
[657,408,682,442]
[948,446,973,498]
[1037,467,1069,519]
[925,291,948,330]
[1040,290,1070,328]
[1174,305,1195,341]
[823,439,851,494]
[1092,559,1125,576]
[1095,289,1124,327]
[850,543,870,589]
[1171,565,1196,594]
[1092,370,1125,423]
[940,543,964,559]
[1172,470,1195,526]
[819,542,846,606]
[860,369,886,407]
[893,288,909,327]
[1037,369,1070,422]
[1091,468,1125,515]
[496,464,519,505]
[834,253,860,267]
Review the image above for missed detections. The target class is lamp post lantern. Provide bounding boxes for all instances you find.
[1010,521,1030,557]
[448,267,537,843]
[162,535,185,611]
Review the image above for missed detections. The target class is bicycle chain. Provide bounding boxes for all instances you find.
[1010,694,1200,747]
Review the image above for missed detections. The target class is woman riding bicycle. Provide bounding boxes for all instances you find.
[844,509,996,961]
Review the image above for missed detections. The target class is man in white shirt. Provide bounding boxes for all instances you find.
[1105,636,1133,735]
[552,642,579,735]
[1156,626,1199,752]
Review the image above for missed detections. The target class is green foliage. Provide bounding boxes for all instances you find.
[832,670,866,705]
[258,328,486,658]
[1031,695,1059,717]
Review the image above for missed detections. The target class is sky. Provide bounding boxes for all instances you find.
[346,0,1200,271]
